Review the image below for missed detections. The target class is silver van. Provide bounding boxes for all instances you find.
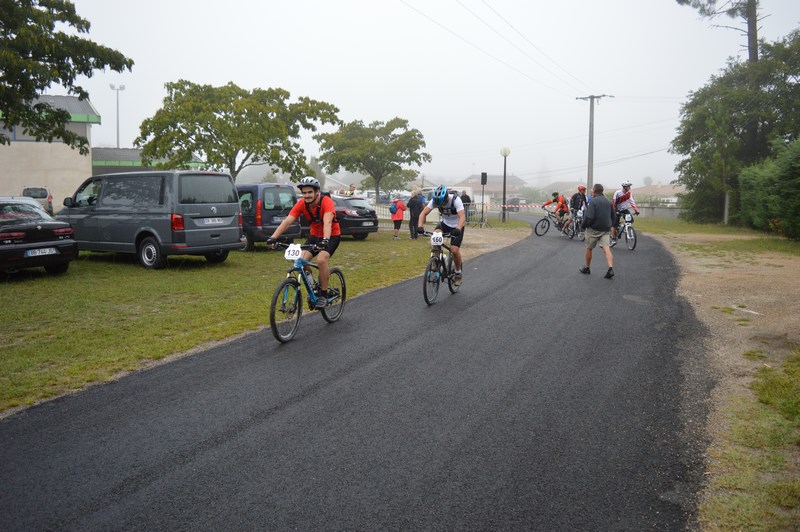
[57,171,244,269]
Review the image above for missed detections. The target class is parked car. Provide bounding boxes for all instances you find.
[21,186,54,215]
[0,196,77,275]
[507,197,522,212]
[236,183,301,251]
[57,171,244,269]
[300,194,378,240]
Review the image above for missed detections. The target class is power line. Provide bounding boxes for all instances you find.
[455,0,587,95]
[480,0,598,95]
[398,0,573,97]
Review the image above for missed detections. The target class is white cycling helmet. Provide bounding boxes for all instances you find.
[621,180,632,187]
[297,176,320,190]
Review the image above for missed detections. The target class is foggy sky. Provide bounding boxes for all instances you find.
[60,0,800,188]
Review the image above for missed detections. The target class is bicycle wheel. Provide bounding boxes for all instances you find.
[567,223,576,239]
[625,225,637,250]
[321,268,346,323]
[446,254,460,294]
[534,218,550,236]
[270,278,302,343]
[423,257,440,305]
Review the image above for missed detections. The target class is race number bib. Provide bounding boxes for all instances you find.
[624,213,633,222]
[284,243,303,260]
[430,232,445,246]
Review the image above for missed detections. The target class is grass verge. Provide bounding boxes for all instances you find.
[699,349,800,530]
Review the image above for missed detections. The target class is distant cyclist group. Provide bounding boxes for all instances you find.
[539,181,640,278]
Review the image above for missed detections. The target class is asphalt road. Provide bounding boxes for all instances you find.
[0,222,713,530]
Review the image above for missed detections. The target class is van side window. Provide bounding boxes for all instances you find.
[100,175,164,207]
[74,180,102,207]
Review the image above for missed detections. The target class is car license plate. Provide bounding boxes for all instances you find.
[26,247,58,257]
[362,221,374,226]
[203,217,223,225]
[272,216,286,223]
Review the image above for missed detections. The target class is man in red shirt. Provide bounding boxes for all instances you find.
[268,176,341,309]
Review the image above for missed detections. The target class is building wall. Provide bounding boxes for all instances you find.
[0,139,93,212]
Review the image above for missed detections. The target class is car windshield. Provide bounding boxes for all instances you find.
[0,202,50,225]
[343,198,370,209]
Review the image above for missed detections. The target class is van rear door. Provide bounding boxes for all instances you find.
[177,173,241,246]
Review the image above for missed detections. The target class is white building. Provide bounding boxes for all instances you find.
[1,95,98,208]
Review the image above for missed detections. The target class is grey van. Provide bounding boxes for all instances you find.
[236,183,301,251]
[57,171,244,269]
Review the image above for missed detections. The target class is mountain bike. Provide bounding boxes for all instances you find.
[419,230,460,305]
[613,212,637,250]
[269,242,346,342]
[534,208,565,236]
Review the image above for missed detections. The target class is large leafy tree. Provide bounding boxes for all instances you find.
[314,118,431,200]
[670,30,800,222]
[0,0,133,154]
[135,80,340,181]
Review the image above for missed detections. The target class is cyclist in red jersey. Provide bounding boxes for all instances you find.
[542,191,571,235]
[268,176,341,309]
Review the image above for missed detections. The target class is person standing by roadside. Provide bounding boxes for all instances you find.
[460,190,472,222]
[407,189,424,239]
[390,193,407,240]
[579,183,615,279]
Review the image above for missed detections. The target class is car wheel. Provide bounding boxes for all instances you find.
[205,249,229,264]
[44,262,69,275]
[352,233,368,240]
[138,236,167,269]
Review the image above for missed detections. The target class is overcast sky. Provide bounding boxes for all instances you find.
[61,0,799,188]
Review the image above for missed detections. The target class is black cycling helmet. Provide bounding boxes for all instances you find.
[433,184,448,205]
[552,191,559,198]
[297,176,320,190]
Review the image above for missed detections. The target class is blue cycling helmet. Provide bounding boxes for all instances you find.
[433,184,448,205]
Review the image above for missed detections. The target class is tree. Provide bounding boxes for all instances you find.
[740,139,800,239]
[643,176,653,187]
[676,0,760,62]
[0,0,133,154]
[135,80,339,181]
[670,30,800,223]
[314,118,432,201]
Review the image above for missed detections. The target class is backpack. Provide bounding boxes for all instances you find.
[304,192,337,224]
[389,201,398,214]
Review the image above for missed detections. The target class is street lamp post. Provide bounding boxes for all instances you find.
[500,147,510,222]
[109,84,125,148]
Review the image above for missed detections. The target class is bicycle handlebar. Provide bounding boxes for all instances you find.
[418,230,456,239]
[270,241,316,251]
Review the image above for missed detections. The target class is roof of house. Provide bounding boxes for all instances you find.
[34,95,101,124]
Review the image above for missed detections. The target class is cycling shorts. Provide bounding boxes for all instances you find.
[435,223,464,247]
[306,235,340,257]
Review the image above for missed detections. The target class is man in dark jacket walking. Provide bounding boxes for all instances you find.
[579,183,615,279]
[407,189,425,239]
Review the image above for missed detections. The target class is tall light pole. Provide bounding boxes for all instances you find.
[500,147,510,223]
[109,84,125,148]
[576,95,612,191]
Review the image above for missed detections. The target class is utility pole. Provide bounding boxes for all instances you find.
[576,94,612,191]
